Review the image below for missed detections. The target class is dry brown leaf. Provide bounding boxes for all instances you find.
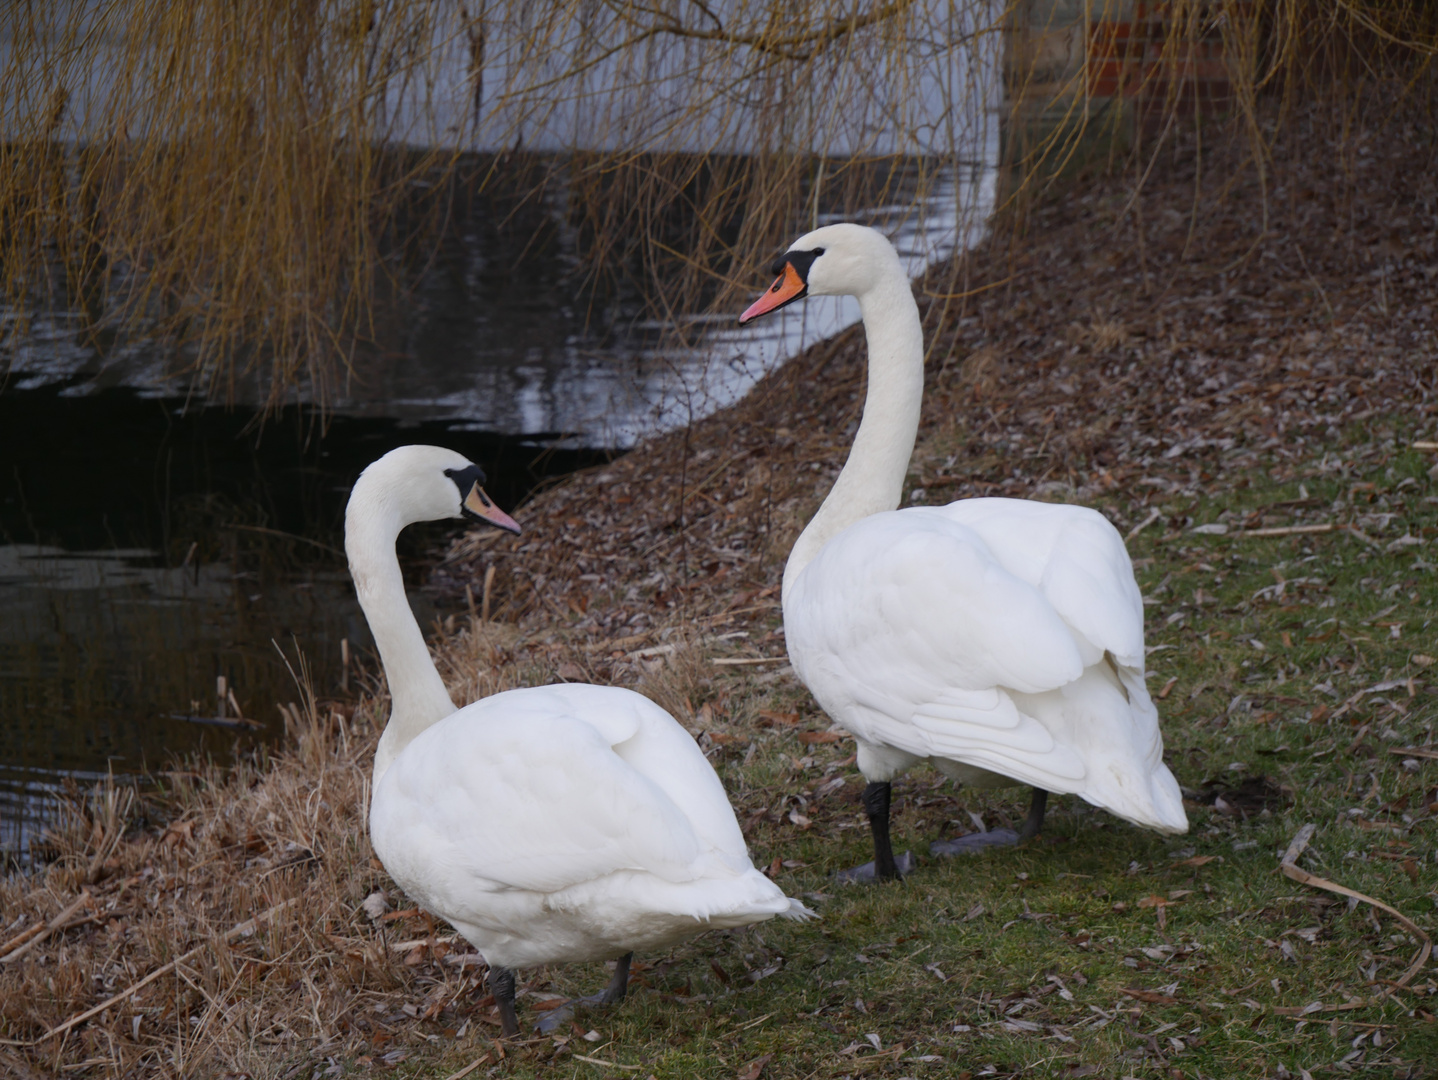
[1171,855,1220,868]
[1121,988,1179,1005]
[706,732,748,747]
[757,710,801,726]
[160,819,196,848]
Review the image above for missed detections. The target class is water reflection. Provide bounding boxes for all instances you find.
[0,543,365,853]
[3,155,995,447]
[0,150,996,858]
[0,386,607,858]
[332,156,996,445]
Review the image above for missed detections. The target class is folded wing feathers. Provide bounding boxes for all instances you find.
[376,688,799,917]
[787,499,1183,825]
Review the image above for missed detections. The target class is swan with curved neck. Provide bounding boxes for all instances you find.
[741,224,1187,881]
[350,446,811,1034]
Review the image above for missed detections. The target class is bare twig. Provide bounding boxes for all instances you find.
[1228,522,1382,548]
[1389,746,1438,760]
[1125,508,1164,541]
[441,1056,494,1080]
[1236,523,1338,537]
[0,892,93,964]
[1279,824,1432,992]
[1343,524,1383,549]
[31,898,300,1044]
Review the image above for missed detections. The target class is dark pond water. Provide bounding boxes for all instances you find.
[0,384,607,856]
[0,151,994,859]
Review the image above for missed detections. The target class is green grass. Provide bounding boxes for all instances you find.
[382,427,1437,1080]
[12,418,1429,1080]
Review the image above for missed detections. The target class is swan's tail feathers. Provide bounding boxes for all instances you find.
[1085,759,1189,835]
[1016,661,1189,837]
[1145,763,1190,835]
[779,897,819,921]
[693,872,813,928]
[544,867,804,939]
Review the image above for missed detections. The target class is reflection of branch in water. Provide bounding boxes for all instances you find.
[459,0,487,123]
[226,524,345,559]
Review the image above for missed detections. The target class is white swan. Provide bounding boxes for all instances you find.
[351,446,812,1034]
[739,224,1188,881]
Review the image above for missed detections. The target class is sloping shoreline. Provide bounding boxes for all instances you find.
[435,112,1435,664]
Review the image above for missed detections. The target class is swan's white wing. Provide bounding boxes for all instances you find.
[371,685,729,899]
[934,502,1184,830]
[786,500,1185,829]
[487,684,751,863]
[792,509,1086,693]
[933,499,1145,668]
[786,510,1089,781]
[933,500,1160,775]
[786,503,1171,795]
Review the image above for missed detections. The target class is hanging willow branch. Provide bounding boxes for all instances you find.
[1,0,1435,409]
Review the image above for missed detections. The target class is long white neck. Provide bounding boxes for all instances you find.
[782,271,924,603]
[347,497,458,786]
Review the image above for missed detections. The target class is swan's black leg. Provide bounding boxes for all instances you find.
[534,952,635,1033]
[595,951,632,1004]
[835,782,914,882]
[865,781,903,881]
[930,786,1049,857]
[1017,788,1048,843]
[488,964,519,1038]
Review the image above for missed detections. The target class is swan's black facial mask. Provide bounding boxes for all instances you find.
[445,465,522,535]
[738,246,825,324]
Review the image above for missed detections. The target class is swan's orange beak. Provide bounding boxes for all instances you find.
[462,482,521,535]
[739,261,808,324]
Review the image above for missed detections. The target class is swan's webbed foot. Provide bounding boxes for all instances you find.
[533,1006,572,1035]
[835,782,913,883]
[931,788,1048,857]
[533,953,632,1034]
[834,849,915,883]
[929,828,1021,855]
[487,964,520,1039]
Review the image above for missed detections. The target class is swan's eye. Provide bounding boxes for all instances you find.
[812,247,825,256]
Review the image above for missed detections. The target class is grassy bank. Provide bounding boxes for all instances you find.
[3,115,1437,1079]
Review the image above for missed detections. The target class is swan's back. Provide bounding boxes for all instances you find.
[370,683,807,968]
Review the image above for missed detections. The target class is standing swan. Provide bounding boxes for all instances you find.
[739,224,1187,881]
[352,446,812,1034]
